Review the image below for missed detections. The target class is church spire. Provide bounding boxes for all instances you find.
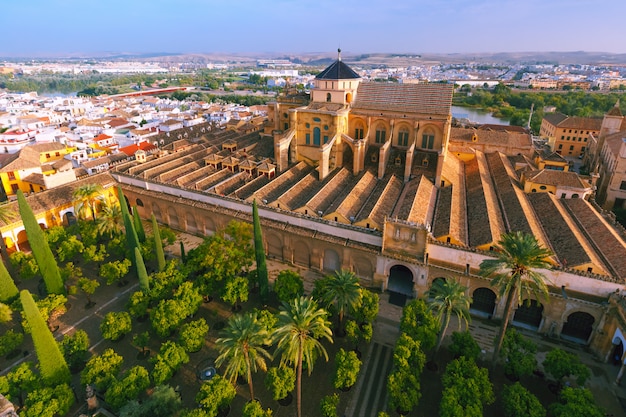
[338,48,342,61]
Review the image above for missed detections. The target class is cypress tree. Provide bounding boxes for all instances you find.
[180,241,186,263]
[133,208,146,243]
[0,258,18,302]
[117,187,140,265]
[253,200,269,304]
[17,190,64,295]
[20,289,70,385]
[152,214,166,272]
[135,247,150,292]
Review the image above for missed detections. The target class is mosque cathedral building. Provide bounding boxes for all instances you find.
[5,52,626,364]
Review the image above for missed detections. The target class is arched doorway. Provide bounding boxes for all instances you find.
[323,248,340,272]
[152,203,162,223]
[611,338,624,366]
[186,212,198,234]
[266,233,283,260]
[167,206,179,229]
[292,240,310,268]
[512,300,543,330]
[470,288,496,318]
[62,212,77,226]
[561,311,594,343]
[387,265,414,306]
[353,256,373,280]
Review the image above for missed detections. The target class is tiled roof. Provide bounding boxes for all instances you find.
[352,83,454,115]
[542,112,568,126]
[562,198,626,281]
[315,60,360,80]
[449,127,532,148]
[524,169,589,188]
[477,124,528,133]
[606,101,622,117]
[527,193,590,267]
[557,116,602,131]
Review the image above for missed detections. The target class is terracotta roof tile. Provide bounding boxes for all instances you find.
[352,83,454,115]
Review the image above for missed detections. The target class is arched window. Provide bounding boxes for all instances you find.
[398,128,409,146]
[136,198,144,207]
[326,93,332,102]
[313,127,321,146]
[421,128,435,149]
[354,121,364,140]
[375,126,386,144]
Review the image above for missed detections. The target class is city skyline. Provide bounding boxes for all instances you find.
[2,0,625,58]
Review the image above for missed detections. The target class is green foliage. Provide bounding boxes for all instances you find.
[387,368,420,413]
[0,329,24,356]
[333,348,362,389]
[352,289,379,324]
[440,356,495,417]
[196,374,237,416]
[105,366,150,411]
[221,275,249,308]
[56,235,84,262]
[345,320,373,348]
[17,190,64,294]
[255,308,278,334]
[132,208,146,242]
[179,318,209,352]
[264,366,295,401]
[59,329,90,370]
[135,247,150,292]
[542,348,591,386]
[216,311,272,400]
[81,348,124,391]
[44,225,68,247]
[400,299,438,351]
[393,334,426,372]
[152,214,166,272]
[252,200,269,303]
[317,269,363,332]
[20,290,70,385]
[0,256,18,302]
[22,383,74,417]
[320,393,339,417]
[127,291,150,318]
[502,382,546,417]
[3,362,38,406]
[174,281,203,316]
[60,261,84,283]
[501,328,537,378]
[119,384,182,417]
[186,221,254,297]
[0,302,12,323]
[150,298,188,337]
[77,277,99,305]
[448,331,481,361]
[100,311,132,341]
[83,243,108,263]
[274,269,304,303]
[9,251,39,280]
[33,293,67,325]
[151,341,189,385]
[132,331,150,355]
[118,186,141,264]
[149,260,186,301]
[427,278,471,352]
[479,231,552,362]
[100,258,132,285]
[548,387,604,417]
[243,400,273,417]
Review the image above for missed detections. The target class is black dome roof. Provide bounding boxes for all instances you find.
[315,59,360,80]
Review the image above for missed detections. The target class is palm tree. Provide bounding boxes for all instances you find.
[319,269,362,335]
[73,184,104,221]
[479,231,552,363]
[215,311,272,401]
[273,297,333,417]
[426,278,472,352]
[96,200,122,237]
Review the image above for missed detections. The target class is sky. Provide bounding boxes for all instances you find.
[1,0,625,57]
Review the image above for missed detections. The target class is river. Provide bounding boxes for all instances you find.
[451,105,509,125]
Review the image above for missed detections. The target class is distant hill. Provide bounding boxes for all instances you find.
[4,51,626,66]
